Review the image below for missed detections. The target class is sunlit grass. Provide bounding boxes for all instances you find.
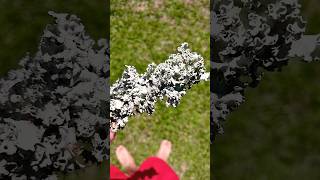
[110,0,210,179]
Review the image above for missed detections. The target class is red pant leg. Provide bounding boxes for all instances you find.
[110,165,129,180]
[128,157,179,180]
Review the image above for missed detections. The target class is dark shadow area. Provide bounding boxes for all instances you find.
[213,61,320,179]
[128,167,158,180]
[0,0,109,77]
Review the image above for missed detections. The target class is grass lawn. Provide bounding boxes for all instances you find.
[110,0,210,179]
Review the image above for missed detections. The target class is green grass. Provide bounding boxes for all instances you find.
[213,0,320,179]
[110,0,210,179]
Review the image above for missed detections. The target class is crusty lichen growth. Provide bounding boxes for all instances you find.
[110,43,209,132]
[0,12,109,179]
[211,0,320,141]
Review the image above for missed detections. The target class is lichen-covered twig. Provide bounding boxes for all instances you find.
[110,43,209,132]
[0,12,109,179]
[211,0,320,142]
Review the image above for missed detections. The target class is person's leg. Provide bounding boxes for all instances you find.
[115,145,138,176]
[156,140,172,162]
[128,140,178,179]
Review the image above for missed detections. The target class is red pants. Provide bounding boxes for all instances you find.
[110,157,179,180]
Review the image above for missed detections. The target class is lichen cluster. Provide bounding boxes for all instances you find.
[211,0,320,141]
[0,12,109,179]
[110,43,209,132]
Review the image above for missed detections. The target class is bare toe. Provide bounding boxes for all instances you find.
[115,145,137,175]
[156,140,172,162]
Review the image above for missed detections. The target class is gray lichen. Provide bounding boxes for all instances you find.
[211,0,320,142]
[0,12,109,179]
[110,43,209,132]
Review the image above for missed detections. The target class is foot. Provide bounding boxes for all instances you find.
[115,145,138,175]
[156,140,172,162]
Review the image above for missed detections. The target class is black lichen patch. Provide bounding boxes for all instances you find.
[0,11,109,179]
[211,0,320,142]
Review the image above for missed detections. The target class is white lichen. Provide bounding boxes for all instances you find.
[110,43,209,132]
